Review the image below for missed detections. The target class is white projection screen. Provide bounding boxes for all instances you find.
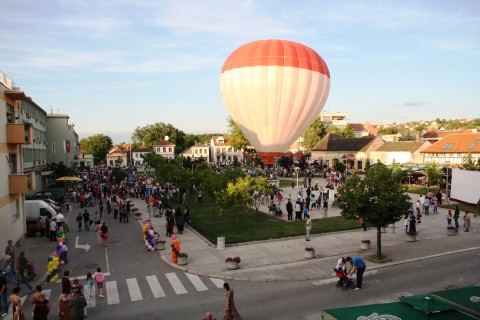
[450,168,480,204]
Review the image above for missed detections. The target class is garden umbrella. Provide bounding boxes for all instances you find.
[56,176,83,181]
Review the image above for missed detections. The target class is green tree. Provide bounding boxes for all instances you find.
[276,155,293,170]
[79,134,113,165]
[217,176,275,221]
[341,124,355,138]
[338,162,411,258]
[303,117,327,150]
[111,167,127,184]
[460,153,480,171]
[425,163,442,187]
[226,117,251,151]
[398,132,416,141]
[132,122,188,151]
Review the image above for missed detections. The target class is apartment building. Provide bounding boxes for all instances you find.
[46,113,79,168]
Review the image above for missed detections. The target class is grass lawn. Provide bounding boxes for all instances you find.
[405,185,440,195]
[279,179,295,188]
[182,195,360,245]
[440,203,477,213]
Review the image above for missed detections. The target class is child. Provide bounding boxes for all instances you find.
[86,272,94,300]
[447,210,452,226]
[93,267,105,298]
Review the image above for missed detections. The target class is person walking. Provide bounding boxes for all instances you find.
[75,213,82,232]
[93,267,105,298]
[3,257,17,287]
[305,214,312,241]
[68,291,85,320]
[5,240,15,274]
[10,287,26,320]
[100,222,108,247]
[346,256,366,290]
[82,210,90,231]
[222,283,243,320]
[16,252,33,292]
[294,199,301,221]
[49,219,57,242]
[57,292,70,320]
[454,206,461,233]
[463,211,471,232]
[175,209,185,234]
[32,292,51,320]
[0,269,8,318]
[360,217,366,231]
[286,199,293,221]
[61,271,71,295]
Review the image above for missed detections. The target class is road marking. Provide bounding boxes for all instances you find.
[106,280,120,305]
[210,278,225,288]
[185,273,208,291]
[43,289,51,300]
[105,246,111,273]
[85,286,96,307]
[165,273,187,295]
[126,278,143,301]
[75,236,91,252]
[146,275,165,298]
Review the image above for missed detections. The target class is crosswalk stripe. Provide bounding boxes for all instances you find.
[146,275,165,298]
[43,289,52,300]
[165,273,187,295]
[210,278,225,288]
[185,273,208,291]
[20,295,27,306]
[85,286,96,307]
[126,278,143,301]
[106,280,120,305]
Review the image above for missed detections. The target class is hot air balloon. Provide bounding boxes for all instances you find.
[220,39,330,164]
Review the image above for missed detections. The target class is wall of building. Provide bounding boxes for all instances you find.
[46,114,78,167]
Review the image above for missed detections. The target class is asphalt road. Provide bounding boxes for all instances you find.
[16,201,480,320]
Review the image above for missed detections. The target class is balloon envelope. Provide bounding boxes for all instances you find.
[220,39,330,164]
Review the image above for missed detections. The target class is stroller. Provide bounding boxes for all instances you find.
[334,267,355,290]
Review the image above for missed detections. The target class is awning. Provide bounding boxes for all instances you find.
[399,294,455,313]
[321,301,476,320]
[431,285,480,318]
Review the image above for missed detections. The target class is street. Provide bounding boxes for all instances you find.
[15,198,480,320]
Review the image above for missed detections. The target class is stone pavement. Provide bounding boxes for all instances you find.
[129,187,480,282]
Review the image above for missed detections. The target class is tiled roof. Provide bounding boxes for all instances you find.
[132,146,151,152]
[311,134,376,152]
[350,123,365,131]
[154,140,175,146]
[108,146,126,155]
[211,135,231,147]
[422,130,463,139]
[374,141,428,152]
[192,142,208,148]
[421,132,480,153]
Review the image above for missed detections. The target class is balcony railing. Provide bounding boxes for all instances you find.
[9,174,28,194]
[5,123,33,144]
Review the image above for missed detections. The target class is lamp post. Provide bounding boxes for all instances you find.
[294,167,300,189]
[446,160,450,203]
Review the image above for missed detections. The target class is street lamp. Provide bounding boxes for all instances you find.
[446,160,450,203]
[294,167,300,189]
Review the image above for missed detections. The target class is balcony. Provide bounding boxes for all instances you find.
[6,123,33,144]
[9,174,28,194]
[28,172,36,190]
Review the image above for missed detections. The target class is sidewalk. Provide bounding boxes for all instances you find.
[129,189,480,282]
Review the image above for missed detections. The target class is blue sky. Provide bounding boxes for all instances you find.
[1,0,479,143]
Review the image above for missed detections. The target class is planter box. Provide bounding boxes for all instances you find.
[226,261,239,270]
[406,234,417,242]
[155,241,166,250]
[447,228,457,236]
[177,256,188,265]
[134,212,142,220]
[304,250,315,259]
[360,242,371,250]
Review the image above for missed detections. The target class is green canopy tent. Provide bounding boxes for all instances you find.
[399,294,456,313]
[431,285,480,319]
[320,301,477,320]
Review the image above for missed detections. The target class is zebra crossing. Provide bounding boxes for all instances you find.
[16,272,224,311]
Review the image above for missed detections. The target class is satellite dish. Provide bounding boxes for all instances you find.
[164,136,169,141]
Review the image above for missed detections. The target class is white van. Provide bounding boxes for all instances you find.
[25,200,58,223]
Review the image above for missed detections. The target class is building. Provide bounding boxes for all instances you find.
[78,151,95,168]
[0,70,35,250]
[153,140,175,160]
[21,98,48,195]
[319,111,348,128]
[350,123,378,138]
[131,145,151,165]
[420,129,480,166]
[46,113,79,168]
[369,141,431,165]
[183,142,210,162]
[105,146,128,166]
[422,130,463,143]
[210,135,243,163]
[311,134,384,170]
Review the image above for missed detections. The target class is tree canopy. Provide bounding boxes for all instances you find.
[226,117,251,151]
[79,134,113,165]
[303,117,327,150]
[338,163,411,258]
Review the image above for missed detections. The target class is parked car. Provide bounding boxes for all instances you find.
[25,200,58,224]
[30,190,65,204]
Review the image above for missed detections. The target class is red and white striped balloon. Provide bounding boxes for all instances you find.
[220,39,330,164]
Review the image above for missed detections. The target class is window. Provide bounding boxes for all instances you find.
[6,104,14,123]
[11,199,20,223]
[469,142,477,150]
[163,147,166,152]
[169,147,172,152]
[8,154,17,174]
[442,143,454,150]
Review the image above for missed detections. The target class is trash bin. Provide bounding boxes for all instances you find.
[217,236,225,250]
